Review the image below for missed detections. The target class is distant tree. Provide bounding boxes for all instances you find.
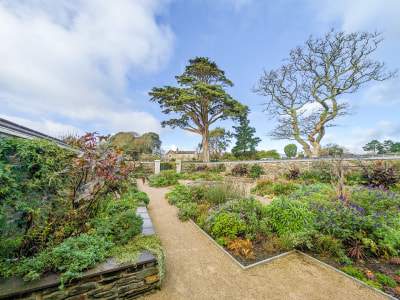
[362,139,383,154]
[391,142,400,153]
[382,140,395,153]
[109,132,161,160]
[221,152,237,161]
[321,144,345,156]
[232,118,261,160]
[363,139,400,154]
[255,29,397,157]
[284,144,297,158]
[149,57,248,162]
[141,132,162,155]
[381,140,400,153]
[199,127,232,158]
[264,150,280,159]
[256,150,280,159]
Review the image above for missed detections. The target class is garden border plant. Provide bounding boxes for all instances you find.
[0,134,165,291]
[165,161,400,299]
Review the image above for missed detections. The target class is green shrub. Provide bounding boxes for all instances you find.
[361,278,383,291]
[340,265,365,281]
[375,273,397,288]
[249,165,263,178]
[203,196,267,239]
[272,180,298,195]
[266,196,313,235]
[101,196,138,216]
[210,213,246,240]
[113,210,143,244]
[130,191,150,205]
[15,234,114,288]
[218,163,226,172]
[299,162,331,183]
[92,206,143,245]
[250,180,298,196]
[250,180,273,195]
[178,203,197,221]
[149,176,169,187]
[149,172,183,187]
[259,217,273,236]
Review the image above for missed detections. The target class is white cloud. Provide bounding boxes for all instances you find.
[348,121,400,153]
[161,144,177,153]
[312,0,400,37]
[362,80,400,107]
[351,120,400,140]
[0,0,174,134]
[96,111,165,135]
[342,139,368,154]
[352,127,380,139]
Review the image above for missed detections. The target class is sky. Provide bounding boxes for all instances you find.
[0,0,399,155]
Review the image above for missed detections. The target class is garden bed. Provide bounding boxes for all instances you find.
[165,171,400,299]
[0,135,164,299]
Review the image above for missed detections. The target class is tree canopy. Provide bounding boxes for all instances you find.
[254,29,397,157]
[149,57,248,162]
[284,144,297,158]
[232,118,261,160]
[109,131,162,160]
[363,139,400,154]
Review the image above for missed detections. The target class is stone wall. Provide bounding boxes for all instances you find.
[182,156,400,178]
[0,253,160,300]
[0,207,161,300]
[138,162,155,174]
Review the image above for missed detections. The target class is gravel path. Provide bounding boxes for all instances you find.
[137,181,388,300]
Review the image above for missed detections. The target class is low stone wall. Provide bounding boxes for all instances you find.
[0,207,160,300]
[182,156,400,178]
[138,162,155,174]
[0,253,160,300]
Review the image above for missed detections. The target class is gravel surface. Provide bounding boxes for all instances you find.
[137,181,388,300]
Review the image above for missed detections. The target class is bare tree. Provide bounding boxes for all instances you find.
[254,30,397,157]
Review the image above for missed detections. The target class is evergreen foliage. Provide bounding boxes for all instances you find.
[232,118,261,160]
[149,57,248,162]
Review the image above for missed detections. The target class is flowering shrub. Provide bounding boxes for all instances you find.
[294,184,400,257]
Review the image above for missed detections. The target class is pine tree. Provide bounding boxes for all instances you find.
[232,118,261,160]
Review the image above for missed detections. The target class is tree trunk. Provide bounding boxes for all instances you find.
[310,142,321,157]
[202,131,210,162]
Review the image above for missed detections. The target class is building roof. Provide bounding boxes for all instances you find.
[0,117,68,148]
[166,150,197,154]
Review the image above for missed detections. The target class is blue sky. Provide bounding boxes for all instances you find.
[0,0,399,155]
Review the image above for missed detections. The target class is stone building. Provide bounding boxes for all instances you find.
[165,149,199,161]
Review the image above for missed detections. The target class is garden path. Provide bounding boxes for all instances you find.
[137,181,387,300]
